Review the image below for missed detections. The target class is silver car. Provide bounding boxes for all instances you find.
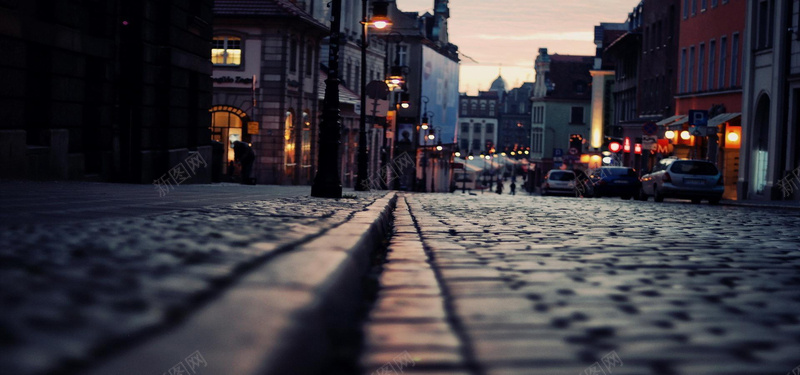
[640,159,724,204]
[541,169,576,196]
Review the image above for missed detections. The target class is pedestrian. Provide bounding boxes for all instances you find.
[233,141,256,185]
[496,179,503,194]
[510,181,516,195]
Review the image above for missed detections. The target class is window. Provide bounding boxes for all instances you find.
[683,0,689,18]
[680,48,687,93]
[471,139,481,151]
[486,124,494,134]
[212,36,242,66]
[461,123,469,133]
[698,43,705,91]
[461,101,468,115]
[305,44,314,76]
[756,0,774,49]
[570,107,584,124]
[460,140,469,151]
[711,0,718,7]
[719,35,727,88]
[489,102,496,116]
[708,40,716,90]
[730,33,739,86]
[688,46,695,92]
[701,0,707,11]
[290,39,298,72]
[691,0,697,15]
[397,45,408,66]
[532,128,543,154]
[473,123,481,133]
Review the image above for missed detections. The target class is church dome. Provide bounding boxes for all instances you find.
[490,75,507,93]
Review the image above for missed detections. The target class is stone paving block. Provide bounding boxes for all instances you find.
[363,321,461,349]
[370,295,448,321]
[360,347,465,374]
[379,269,441,289]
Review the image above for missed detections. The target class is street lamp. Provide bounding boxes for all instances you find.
[311,0,344,198]
[428,127,441,192]
[355,0,392,191]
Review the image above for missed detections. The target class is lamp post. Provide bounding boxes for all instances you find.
[455,151,472,194]
[420,111,434,192]
[428,127,441,192]
[311,0,344,198]
[355,0,391,191]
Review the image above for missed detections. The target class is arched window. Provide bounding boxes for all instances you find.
[753,95,771,194]
[210,106,245,173]
[212,36,242,66]
[285,110,296,179]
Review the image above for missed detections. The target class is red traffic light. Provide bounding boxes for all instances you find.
[609,142,622,153]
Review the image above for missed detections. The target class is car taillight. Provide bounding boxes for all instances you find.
[663,172,672,183]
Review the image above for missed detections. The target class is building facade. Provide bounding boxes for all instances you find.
[670,0,745,199]
[0,0,214,183]
[530,48,594,184]
[212,0,328,186]
[458,91,499,155]
[739,0,800,201]
[498,82,533,156]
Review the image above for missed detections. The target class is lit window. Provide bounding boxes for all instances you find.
[212,36,242,66]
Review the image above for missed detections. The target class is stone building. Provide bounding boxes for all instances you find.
[0,0,214,183]
[212,0,328,185]
[739,0,800,201]
[498,82,534,155]
[458,91,499,155]
[530,48,593,182]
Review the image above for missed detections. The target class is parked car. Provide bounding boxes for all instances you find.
[541,169,576,196]
[639,158,724,204]
[585,167,641,199]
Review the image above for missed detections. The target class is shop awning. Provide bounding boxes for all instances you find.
[656,115,686,126]
[708,112,741,127]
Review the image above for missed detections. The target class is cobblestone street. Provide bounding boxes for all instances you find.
[363,193,800,375]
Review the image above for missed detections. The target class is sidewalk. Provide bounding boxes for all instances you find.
[0,181,395,375]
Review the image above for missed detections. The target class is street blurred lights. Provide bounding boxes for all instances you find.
[664,130,675,139]
[454,151,461,157]
[399,92,410,109]
[368,1,392,29]
[436,144,443,151]
[727,131,739,142]
[680,130,691,140]
[468,153,474,160]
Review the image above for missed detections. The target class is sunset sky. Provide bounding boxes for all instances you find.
[395,0,640,95]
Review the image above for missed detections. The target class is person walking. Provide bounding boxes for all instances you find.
[496,179,504,194]
[510,181,516,195]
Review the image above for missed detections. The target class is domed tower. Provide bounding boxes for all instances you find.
[489,74,507,98]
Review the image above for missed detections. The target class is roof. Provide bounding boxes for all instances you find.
[550,54,594,63]
[708,112,741,127]
[547,54,593,100]
[318,70,360,105]
[656,115,686,126]
[214,0,327,30]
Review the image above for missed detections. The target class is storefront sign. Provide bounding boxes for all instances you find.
[247,121,259,134]
[212,76,255,84]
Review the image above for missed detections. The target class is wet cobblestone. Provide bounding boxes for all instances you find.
[404,193,800,375]
[0,185,383,375]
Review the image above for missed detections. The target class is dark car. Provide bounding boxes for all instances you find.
[640,159,724,204]
[585,167,641,199]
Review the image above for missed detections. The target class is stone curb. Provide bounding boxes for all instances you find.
[86,191,398,375]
